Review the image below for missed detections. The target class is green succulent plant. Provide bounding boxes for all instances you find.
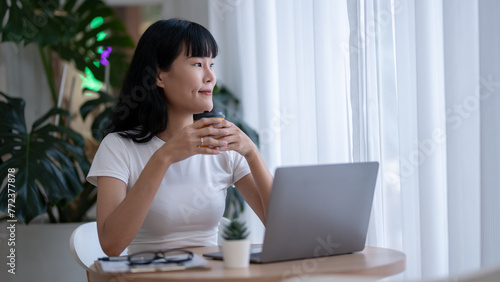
[222,220,249,240]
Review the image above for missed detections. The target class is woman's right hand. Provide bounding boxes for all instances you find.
[157,117,229,164]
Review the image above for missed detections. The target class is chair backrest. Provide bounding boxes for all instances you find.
[69,221,127,271]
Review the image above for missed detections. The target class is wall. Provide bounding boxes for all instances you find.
[0,223,86,282]
[0,44,53,128]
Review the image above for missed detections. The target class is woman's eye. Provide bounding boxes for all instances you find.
[210,63,215,68]
[194,63,202,67]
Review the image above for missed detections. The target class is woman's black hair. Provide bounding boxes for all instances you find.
[106,18,218,142]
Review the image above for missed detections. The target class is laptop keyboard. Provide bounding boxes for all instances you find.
[251,247,263,254]
[250,247,263,262]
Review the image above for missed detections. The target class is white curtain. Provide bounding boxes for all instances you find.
[209,0,352,171]
[208,0,353,246]
[208,0,500,280]
[352,0,500,280]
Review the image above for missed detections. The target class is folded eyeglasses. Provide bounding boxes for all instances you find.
[127,249,193,266]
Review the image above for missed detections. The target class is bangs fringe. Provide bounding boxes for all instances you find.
[184,23,218,58]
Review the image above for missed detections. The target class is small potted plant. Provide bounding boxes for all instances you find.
[222,219,251,268]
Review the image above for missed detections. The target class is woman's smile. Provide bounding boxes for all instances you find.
[199,89,213,96]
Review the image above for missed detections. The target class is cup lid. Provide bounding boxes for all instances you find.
[194,111,225,120]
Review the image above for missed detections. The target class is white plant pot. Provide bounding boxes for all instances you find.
[222,239,250,268]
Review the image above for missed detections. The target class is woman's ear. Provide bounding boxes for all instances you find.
[156,73,165,88]
[156,69,169,88]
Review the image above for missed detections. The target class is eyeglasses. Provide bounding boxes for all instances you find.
[127,249,193,266]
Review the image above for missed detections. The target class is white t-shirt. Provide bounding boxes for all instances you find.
[87,133,251,254]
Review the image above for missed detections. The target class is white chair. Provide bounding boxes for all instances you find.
[69,221,127,281]
[70,218,231,280]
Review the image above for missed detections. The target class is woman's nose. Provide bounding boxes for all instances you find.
[204,67,215,83]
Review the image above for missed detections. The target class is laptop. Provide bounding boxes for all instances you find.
[203,161,379,263]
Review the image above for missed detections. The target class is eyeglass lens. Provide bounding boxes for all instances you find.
[129,250,192,264]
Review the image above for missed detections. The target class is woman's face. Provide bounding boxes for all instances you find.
[156,45,216,115]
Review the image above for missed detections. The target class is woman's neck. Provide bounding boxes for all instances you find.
[156,112,193,142]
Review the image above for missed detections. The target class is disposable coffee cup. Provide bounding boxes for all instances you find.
[194,111,225,148]
[194,111,225,121]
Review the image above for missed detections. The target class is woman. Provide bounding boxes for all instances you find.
[87,19,272,257]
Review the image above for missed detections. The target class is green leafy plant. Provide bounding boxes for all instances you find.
[222,219,249,240]
[79,88,114,141]
[0,0,134,105]
[0,92,90,224]
[0,0,134,223]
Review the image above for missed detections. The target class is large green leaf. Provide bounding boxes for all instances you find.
[0,1,75,46]
[80,88,114,119]
[80,88,114,141]
[0,92,90,224]
[0,1,7,34]
[53,0,135,89]
[0,0,135,88]
[0,1,24,44]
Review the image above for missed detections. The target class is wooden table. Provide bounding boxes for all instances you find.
[89,245,405,282]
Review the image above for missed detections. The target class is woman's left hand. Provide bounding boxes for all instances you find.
[212,120,257,157]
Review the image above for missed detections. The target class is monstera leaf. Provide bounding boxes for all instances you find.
[80,88,114,141]
[52,0,134,89]
[0,0,134,100]
[0,0,76,46]
[0,92,90,224]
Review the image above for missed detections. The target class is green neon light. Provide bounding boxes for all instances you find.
[90,17,103,29]
[81,17,108,92]
[80,67,103,93]
[96,31,107,42]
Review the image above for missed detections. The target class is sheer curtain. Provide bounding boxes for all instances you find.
[209,0,352,171]
[208,0,500,280]
[208,0,353,245]
[348,0,500,280]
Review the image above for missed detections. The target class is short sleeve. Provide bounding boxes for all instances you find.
[87,133,130,186]
[231,151,251,184]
